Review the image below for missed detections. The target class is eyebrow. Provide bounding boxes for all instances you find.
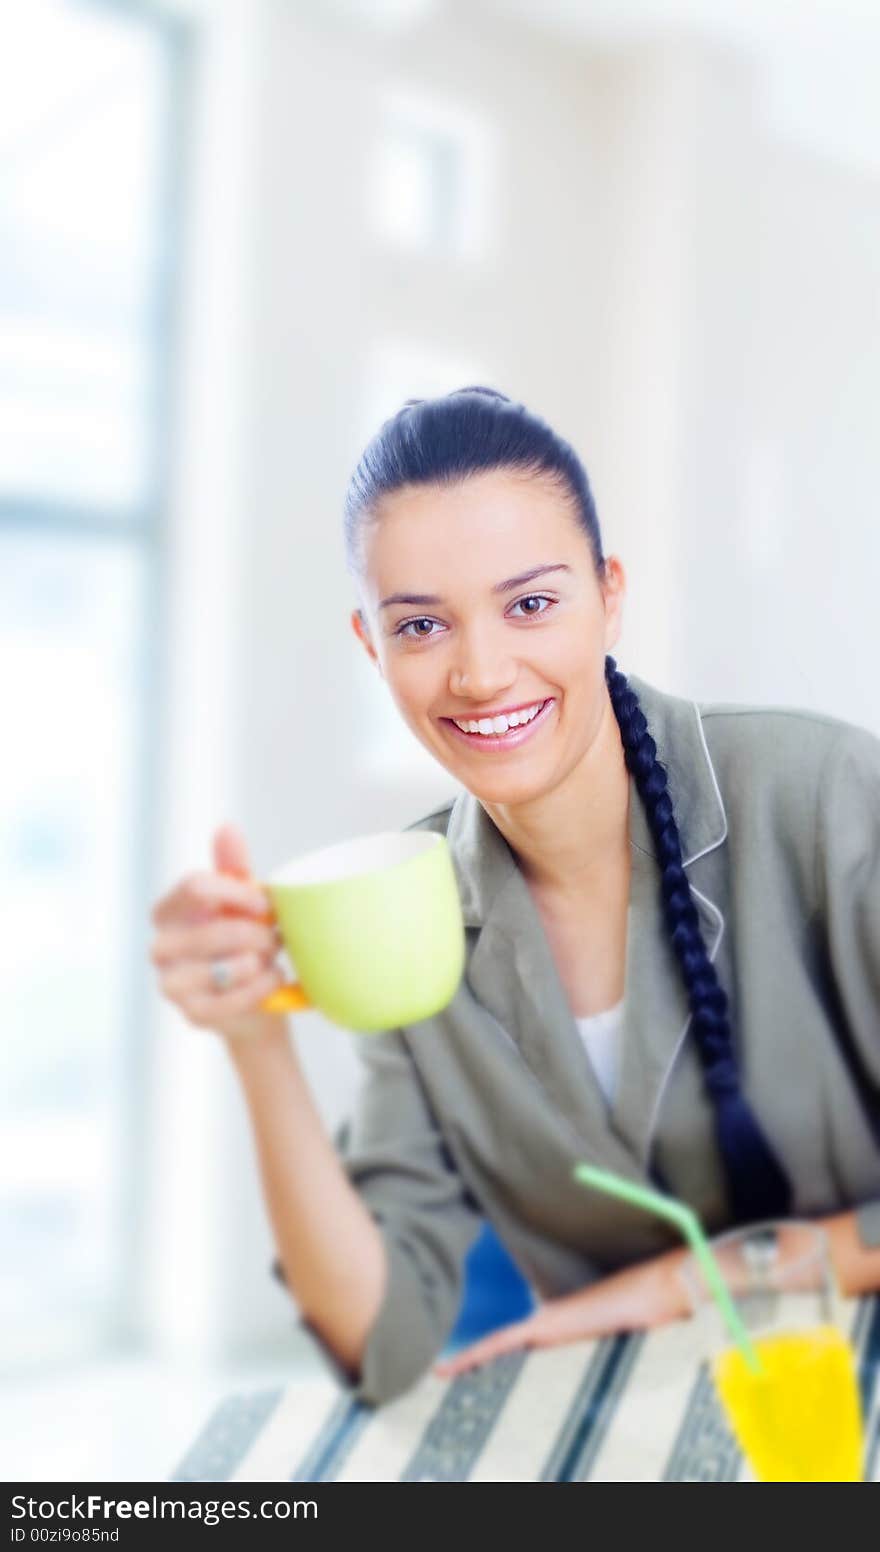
[378,563,573,612]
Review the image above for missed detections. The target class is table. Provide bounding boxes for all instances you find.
[171,1295,880,1482]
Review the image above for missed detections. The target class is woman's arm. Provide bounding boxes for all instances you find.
[434,1244,690,1376]
[230,1017,485,1405]
[821,1207,880,1297]
[228,1022,387,1380]
[435,1212,880,1377]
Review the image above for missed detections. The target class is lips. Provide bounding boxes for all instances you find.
[441,697,556,753]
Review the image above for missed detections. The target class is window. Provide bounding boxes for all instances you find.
[0,0,186,1367]
[367,86,496,263]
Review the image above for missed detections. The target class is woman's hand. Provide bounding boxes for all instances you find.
[433,1244,691,1379]
[149,823,289,1047]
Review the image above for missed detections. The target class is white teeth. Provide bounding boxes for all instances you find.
[453,700,546,735]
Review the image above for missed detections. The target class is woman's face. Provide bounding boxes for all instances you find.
[351,469,625,806]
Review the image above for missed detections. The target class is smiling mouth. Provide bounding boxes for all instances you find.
[440,697,556,751]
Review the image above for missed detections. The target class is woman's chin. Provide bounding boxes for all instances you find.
[460,763,556,806]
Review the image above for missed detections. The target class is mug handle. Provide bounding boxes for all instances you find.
[242,873,313,1015]
[260,982,311,1015]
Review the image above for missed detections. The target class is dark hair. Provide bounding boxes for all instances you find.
[344,386,792,1225]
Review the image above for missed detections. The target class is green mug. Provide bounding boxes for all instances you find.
[256,830,466,1031]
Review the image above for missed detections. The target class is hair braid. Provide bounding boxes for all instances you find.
[605,655,792,1222]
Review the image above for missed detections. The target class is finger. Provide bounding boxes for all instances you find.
[159,949,277,1000]
[434,1350,490,1376]
[435,1318,537,1376]
[435,1335,507,1375]
[151,871,272,927]
[150,917,282,969]
[212,824,254,880]
[184,963,287,1024]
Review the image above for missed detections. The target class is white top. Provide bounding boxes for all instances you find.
[575,1000,625,1108]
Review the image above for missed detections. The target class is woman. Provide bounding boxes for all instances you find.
[149,387,880,1408]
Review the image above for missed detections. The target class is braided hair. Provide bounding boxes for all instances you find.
[343,385,793,1224]
[604,658,791,1220]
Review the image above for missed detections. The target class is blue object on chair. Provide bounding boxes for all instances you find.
[441,1219,536,1357]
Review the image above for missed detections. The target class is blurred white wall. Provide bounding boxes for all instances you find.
[141,0,880,1363]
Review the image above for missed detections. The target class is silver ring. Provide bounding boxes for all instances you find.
[209,957,234,992]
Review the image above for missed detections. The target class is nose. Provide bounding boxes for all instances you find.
[450,629,517,702]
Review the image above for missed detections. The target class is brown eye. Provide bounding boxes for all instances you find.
[510,595,554,619]
[396,617,440,640]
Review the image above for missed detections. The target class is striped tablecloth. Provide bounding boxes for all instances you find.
[171,1295,880,1483]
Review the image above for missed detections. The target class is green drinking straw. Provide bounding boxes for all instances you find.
[572,1162,763,1376]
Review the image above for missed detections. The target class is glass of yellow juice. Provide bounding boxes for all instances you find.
[679,1221,864,1482]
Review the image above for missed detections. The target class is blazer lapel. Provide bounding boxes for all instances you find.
[443,671,728,1180]
[615,674,728,1169]
[610,836,724,1169]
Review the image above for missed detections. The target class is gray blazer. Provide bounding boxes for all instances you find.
[284,673,880,1406]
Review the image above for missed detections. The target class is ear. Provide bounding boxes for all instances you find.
[600,556,626,653]
[351,608,383,676]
